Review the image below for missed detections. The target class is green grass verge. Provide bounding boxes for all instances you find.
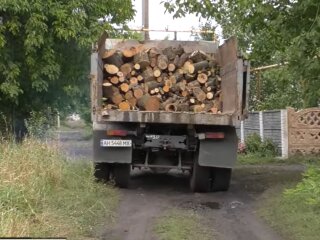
[0,139,118,239]
[238,153,320,166]
[154,209,213,240]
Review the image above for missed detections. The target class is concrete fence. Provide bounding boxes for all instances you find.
[238,108,320,158]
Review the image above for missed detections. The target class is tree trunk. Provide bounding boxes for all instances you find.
[137,95,160,111]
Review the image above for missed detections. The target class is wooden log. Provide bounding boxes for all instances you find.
[165,103,178,112]
[193,87,206,102]
[162,46,176,61]
[134,63,140,71]
[137,95,160,111]
[128,97,137,108]
[188,61,209,74]
[102,49,116,60]
[189,50,207,63]
[178,103,190,112]
[134,51,150,69]
[205,77,216,87]
[190,98,196,104]
[185,73,195,82]
[156,77,163,83]
[172,45,184,56]
[168,63,176,72]
[142,67,155,82]
[145,81,164,92]
[104,64,119,75]
[124,90,133,100]
[111,93,124,105]
[103,82,118,98]
[120,63,133,78]
[150,57,157,68]
[153,67,162,77]
[137,75,144,82]
[176,81,186,92]
[119,101,131,111]
[169,72,183,84]
[131,70,136,76]
[133,87,144,99]
[163,85,170,93]
[177,53,189,68]
[123,46,137,59]
[183,61,193,74]
[110,76,119,85]
[181,90,189,97]
[105,104,118,110]
[103,50,123,68]
[187,80,201,89]
[206,92,214,100]
[130,77,138,85]
[157,54,168,70]
[161,97,176,110]
[173,55,180,66]
[120,83,130,93]
[149,47,161,58]
[190,105,204,113]
[197,73,208,84]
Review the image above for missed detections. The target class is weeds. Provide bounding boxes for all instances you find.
[0,138,118,238]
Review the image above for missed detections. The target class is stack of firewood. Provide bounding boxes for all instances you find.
[102,45,222,113]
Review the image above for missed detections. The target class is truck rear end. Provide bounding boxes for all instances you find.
[90,33,250,192]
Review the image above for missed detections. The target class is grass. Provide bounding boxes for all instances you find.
[259,185,320,240]
[0,138,118,239]
[154,209,213,240]
[238,153,320,166]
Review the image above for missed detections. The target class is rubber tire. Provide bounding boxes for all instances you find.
[211,168,232,191]
[94,163,111,183]
[190,159,211,193]
[113,164,130,188]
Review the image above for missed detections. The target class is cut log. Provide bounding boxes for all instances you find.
[111,93,124,105]
[103,50,123,68]
[120,83,130,93]
[162,46,176,61]
[156,77,163,83]
[177,53,190,68]
[172,45,184,56]
[137,75,144,82]
[150,57,157,68]
[142,67,155,82]
[205,78,216,87]
[163,85,170,93]
[124,90,133,100]
[206,92,214,100]
[157,54,168,70]
[187,80,201,89]
[119,101,131,111]
[123,47,137,59]
[188,61,209,74]
[104,64,119,75]
[190,105,204,113]
[103,82,118,98]
[145,81,164,92]
[181,90,189,97]
[183,61,193,74]
[168,63,176,72]
[211,107,218,114]
[128,97,137,108]
[165,103,178,112]
[102,49,116,60]
[130,77,138,85]
[110,76,119,85]
[134,63,141,71]
[185,73,195,82]
[189,50,207,63]
[133,87,144,99]
[193,87,207,102]
[120,63,133,78]
[173,55,180,66]
[178,103,190,112]
[197,73,208,84]
[137,95,160,111]
[169,72,183,84]
[153,67,162,77]
[131,70,136,76]
[134,51,150,69]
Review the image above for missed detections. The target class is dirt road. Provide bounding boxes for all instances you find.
[60,129,303,240]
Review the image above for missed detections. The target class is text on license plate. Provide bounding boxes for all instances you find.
[100,139,132,147]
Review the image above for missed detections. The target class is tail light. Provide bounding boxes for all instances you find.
[205,132,225,139]
[106,130,128,136]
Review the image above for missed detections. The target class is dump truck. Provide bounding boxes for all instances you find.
[90,33,250,192]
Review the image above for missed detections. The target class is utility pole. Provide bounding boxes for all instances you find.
[142,0,150,40]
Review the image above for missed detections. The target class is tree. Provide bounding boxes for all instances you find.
[163,0,320,109]
[0,0,135,131]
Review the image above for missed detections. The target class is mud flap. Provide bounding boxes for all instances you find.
[198,127,237,168]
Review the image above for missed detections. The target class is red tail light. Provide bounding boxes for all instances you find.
[106,130,128,136]
[205,132,225,139]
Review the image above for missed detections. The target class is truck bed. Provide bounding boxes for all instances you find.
[100,109,234,125]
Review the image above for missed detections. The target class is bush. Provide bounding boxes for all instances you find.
[245,133,278,157]
[0,138,118,238]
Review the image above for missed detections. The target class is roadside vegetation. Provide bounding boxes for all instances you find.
[0,138,118,238]
[154,209,213,240]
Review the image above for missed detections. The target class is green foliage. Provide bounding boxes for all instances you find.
[285,166,320,208]
[245,133,278,157]
[163,0,320,109]
[0,138,118,237]
[0,0,135,122]
[24,109,56,138]
[199,21,216,41]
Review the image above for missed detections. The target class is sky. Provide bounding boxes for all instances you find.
[128,0,207,41]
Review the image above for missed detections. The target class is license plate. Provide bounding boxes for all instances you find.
[100,139,132,147]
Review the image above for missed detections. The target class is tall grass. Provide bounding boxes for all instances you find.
[0,138,118,238]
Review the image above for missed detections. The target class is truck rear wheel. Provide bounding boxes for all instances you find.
[94,163,111,183]
[113,164,130,188]
[211,168,232,191]
[190,159,211,193]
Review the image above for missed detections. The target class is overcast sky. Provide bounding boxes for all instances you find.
[128,0,206,40]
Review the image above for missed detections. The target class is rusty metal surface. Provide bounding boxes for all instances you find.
[99,110,235,126]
